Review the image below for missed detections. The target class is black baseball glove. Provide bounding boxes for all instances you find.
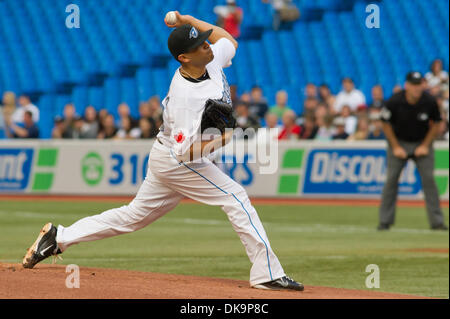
[200,99,237,134]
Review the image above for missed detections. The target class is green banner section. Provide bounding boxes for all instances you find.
[278,175,300,194]
[435,176,449,196]
[37,148,58,167]
[32,173,54,191]
[435,150,449,170]
[282,149,304,168]
[31,148,59,192]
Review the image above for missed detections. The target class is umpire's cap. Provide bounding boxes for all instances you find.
[406,71,423,84]
[168,24,213,61]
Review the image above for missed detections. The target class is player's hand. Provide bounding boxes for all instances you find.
[164,11,192,28]
[414,144,429,157]
[392,145,408,159]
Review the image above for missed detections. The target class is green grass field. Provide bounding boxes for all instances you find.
[0,200,448,298]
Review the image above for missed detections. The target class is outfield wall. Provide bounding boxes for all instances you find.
[0,140,448,200]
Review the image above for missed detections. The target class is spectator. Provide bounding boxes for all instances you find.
[428,85,442,98]
[5,111,39,138]
[97,114,117,139]
[368,112,386,140]
[51,116,65,139]
[299,114,318,139]
[214,0,243,39]
[138,117,158,139]
[1,91,16,118]
[11,95,40,125]
[355,104,369,119]
[264,112,280,129]
[333,77,366,114]
[148,96,163,127]
[230,84,239,106]
[97,108,109,134]
[392,84,403,94]
[239,92,251,105]
[117,102,137,129]
[270,90,292,119]
[318,84,335,108]
[1,92,17,137]
[262,0,300,31]
[332,117,349,140]
[436,87,449,140]
[61,103,77,138]
[234,101,260,139]
[314,103,328,124]
[80,106,99,139]
[370,84,385,109]
[314,113,334,141]
[340,104,357,135]
[437,111,448,141]
[257,112,280,141]
[278,110,301,140]
[139,101,152,119]
[425,59,449,89]
[348,117,370,141]
[302,97,319,117]
[248,86,269,119]
[115,116,141,139]
[70,116,84,139]
[304,83,318,99]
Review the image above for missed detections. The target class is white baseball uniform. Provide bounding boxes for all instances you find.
[56,37,285,286]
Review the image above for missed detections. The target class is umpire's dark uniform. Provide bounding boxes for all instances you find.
[379,72,447,230]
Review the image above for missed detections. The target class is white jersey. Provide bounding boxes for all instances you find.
[157,37,236,159]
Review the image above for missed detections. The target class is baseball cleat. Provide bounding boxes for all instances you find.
[22,223,62,269]
[252,276,304,291]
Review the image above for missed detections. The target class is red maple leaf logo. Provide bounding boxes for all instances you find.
[174,131,185,143]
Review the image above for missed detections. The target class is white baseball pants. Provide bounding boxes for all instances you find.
[56,140,285,286]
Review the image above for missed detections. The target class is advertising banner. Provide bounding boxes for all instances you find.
[0,140,448,200]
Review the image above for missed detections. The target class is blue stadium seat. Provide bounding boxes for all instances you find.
[0,0,447,134]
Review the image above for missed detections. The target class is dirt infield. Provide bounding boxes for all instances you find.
[1,194,448,208]
[0,263,429,299]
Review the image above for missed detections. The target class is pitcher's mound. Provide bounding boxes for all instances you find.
[0,263,428,299]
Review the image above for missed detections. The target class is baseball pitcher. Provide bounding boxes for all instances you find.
[22,12,303,291]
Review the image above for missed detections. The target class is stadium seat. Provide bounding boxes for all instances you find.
[0,0,447,131]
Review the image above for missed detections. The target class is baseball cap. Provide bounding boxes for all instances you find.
[406,71,423,84]
[167,24,213,61]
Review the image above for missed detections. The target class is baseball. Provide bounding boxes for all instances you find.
[165,11,177,25]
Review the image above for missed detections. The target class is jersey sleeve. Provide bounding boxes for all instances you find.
[210,37,236,68]
[166,95,203,158]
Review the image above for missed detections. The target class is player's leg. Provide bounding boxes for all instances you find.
[414,147,447,229]
[378,145,407,229]
[23,170,183,268]
[56,172,183,251]
[160,157,296,288]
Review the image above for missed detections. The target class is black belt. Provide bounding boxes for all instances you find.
[157,138,163,145]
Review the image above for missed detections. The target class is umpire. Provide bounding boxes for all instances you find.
[378,71,448,231]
